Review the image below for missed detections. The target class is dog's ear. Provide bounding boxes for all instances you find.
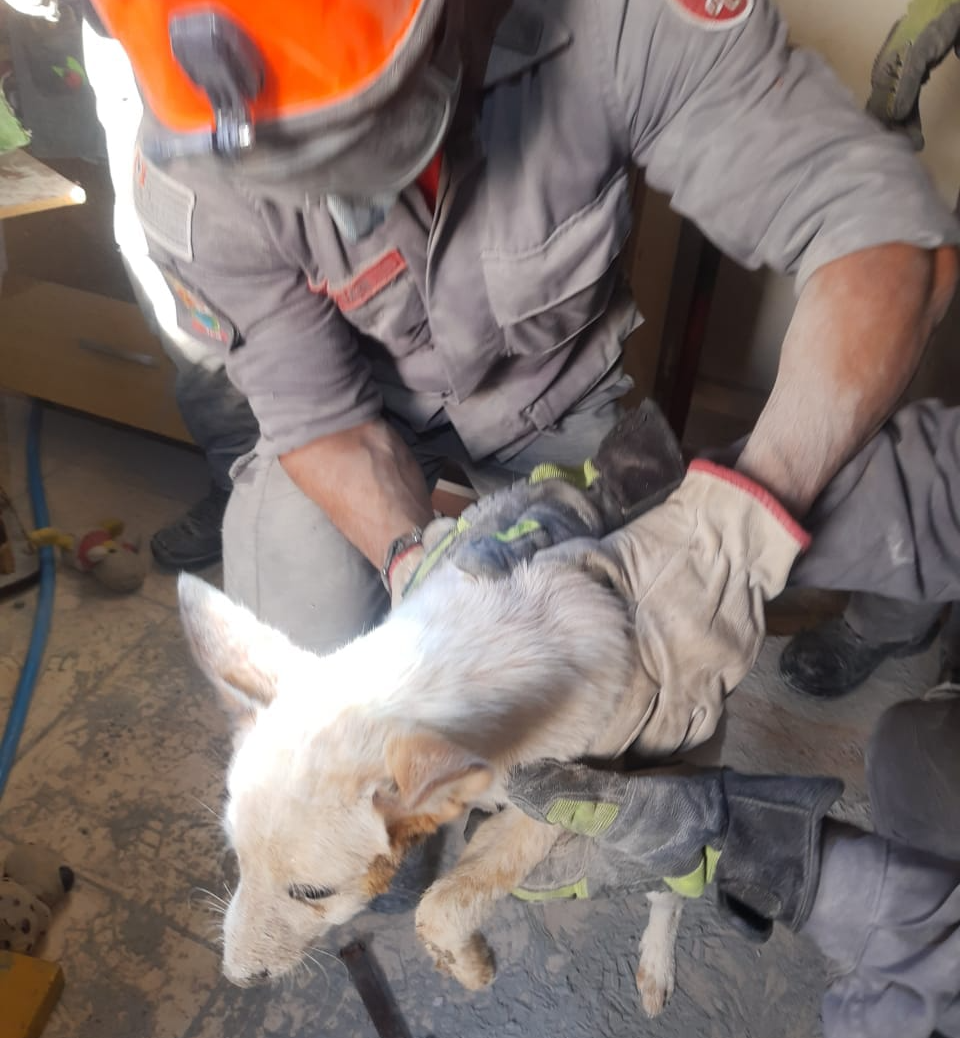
[375,731,493,823]
[178,574,298,725]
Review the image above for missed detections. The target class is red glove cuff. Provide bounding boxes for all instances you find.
[688,459,811,551]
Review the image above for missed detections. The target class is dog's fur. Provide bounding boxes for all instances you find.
[180,552,683,1012]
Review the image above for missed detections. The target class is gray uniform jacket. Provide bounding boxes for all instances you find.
[134,0,960,462]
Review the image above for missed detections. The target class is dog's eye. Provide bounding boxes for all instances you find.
[288,884,334,902]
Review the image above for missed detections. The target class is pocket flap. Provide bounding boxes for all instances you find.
[482,171,632,326]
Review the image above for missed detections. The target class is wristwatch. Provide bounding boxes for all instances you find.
[380,526,424,592]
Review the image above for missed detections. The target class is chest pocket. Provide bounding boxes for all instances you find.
[481,171,633,357]
[315,249,430,360]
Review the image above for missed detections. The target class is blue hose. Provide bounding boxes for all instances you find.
[0,401,56,800]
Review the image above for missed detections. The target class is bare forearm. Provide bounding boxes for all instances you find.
[279,419,435,568]
[737,243,958,517]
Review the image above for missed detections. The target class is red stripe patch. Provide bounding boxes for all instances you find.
[314,250,408,312]
[688,459,811,550]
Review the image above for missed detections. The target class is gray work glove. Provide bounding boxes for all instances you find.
[393,401,684,602]
[533,462,809,754]
[508,760,842,939]
[867,0,960,149]
[389,475,611,606]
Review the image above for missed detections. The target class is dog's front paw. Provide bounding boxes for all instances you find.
[635,956,673,1018]
[416,904,496,990]
[635,890,681,1017]
[453,932,496,991]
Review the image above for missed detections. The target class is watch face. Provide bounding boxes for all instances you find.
[382,528,423,579]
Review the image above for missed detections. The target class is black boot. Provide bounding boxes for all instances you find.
[150,484,230,571]
[779,617,939,699]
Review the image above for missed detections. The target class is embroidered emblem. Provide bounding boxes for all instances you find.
[162,270,237,347]
[668,0,754,30]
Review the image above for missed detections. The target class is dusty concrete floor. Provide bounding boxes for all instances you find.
[0,394,942,1038]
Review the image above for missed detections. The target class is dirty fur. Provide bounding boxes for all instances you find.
[179,557,683,1011]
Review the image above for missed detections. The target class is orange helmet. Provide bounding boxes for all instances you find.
[91,0,461,194]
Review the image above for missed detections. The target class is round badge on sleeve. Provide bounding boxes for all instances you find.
[668,0,754,30]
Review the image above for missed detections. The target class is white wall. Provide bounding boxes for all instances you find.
[699,0,960,402]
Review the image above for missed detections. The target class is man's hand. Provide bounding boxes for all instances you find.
[392,402,686,606]
[535,461,809,754]
[393,475,608,600]
[868,0,960,149]
[508,759,842,938]
[509,759,727,898]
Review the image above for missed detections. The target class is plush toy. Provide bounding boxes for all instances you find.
[30,519,146,593]
[0,844,74,955]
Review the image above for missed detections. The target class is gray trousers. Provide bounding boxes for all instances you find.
[806,820,960,1038]
[803,693,960,1038]
[157,325,258,492]
[223,386,627,653]
[790,399,960,647]
[780,399,960,1035]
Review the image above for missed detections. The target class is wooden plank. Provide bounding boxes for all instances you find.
[0,951,64,1038]
[0,150,86,221]
[0,275,192,443]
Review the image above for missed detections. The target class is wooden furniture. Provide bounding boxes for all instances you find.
[0,153,190,442]
[652,222,722,440]
[0,147,86,219]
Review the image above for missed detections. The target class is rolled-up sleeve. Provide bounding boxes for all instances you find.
[197,264,382,456]
[598,0,960,291]
[142,161,382,456]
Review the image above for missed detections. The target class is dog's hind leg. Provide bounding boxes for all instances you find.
[415,805,560,991]
[635,889,683,1017]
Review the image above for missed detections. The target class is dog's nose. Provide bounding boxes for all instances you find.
[223,964,272,988]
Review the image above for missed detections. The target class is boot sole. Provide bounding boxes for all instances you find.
[150,546,223,572]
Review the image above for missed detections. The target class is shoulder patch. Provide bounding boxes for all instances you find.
[133,147,195,262]
[160,269,238,348]
[667,0,754,30]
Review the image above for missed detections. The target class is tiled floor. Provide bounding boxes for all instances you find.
[0,393,942,1038]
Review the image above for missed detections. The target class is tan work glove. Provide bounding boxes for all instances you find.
[534,461,810,754]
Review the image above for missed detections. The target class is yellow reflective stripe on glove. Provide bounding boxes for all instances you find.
[544,797,620,837]
[403,515,469,595]
[493,518,543,543]
[664,846,722,899]
[529,459,600,490]
[511,878,591,902]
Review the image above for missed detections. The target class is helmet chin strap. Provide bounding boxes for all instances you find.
[168,10,264,156]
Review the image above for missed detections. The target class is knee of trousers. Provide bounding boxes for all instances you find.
[866,697,960,861]
[222,453,388,654]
